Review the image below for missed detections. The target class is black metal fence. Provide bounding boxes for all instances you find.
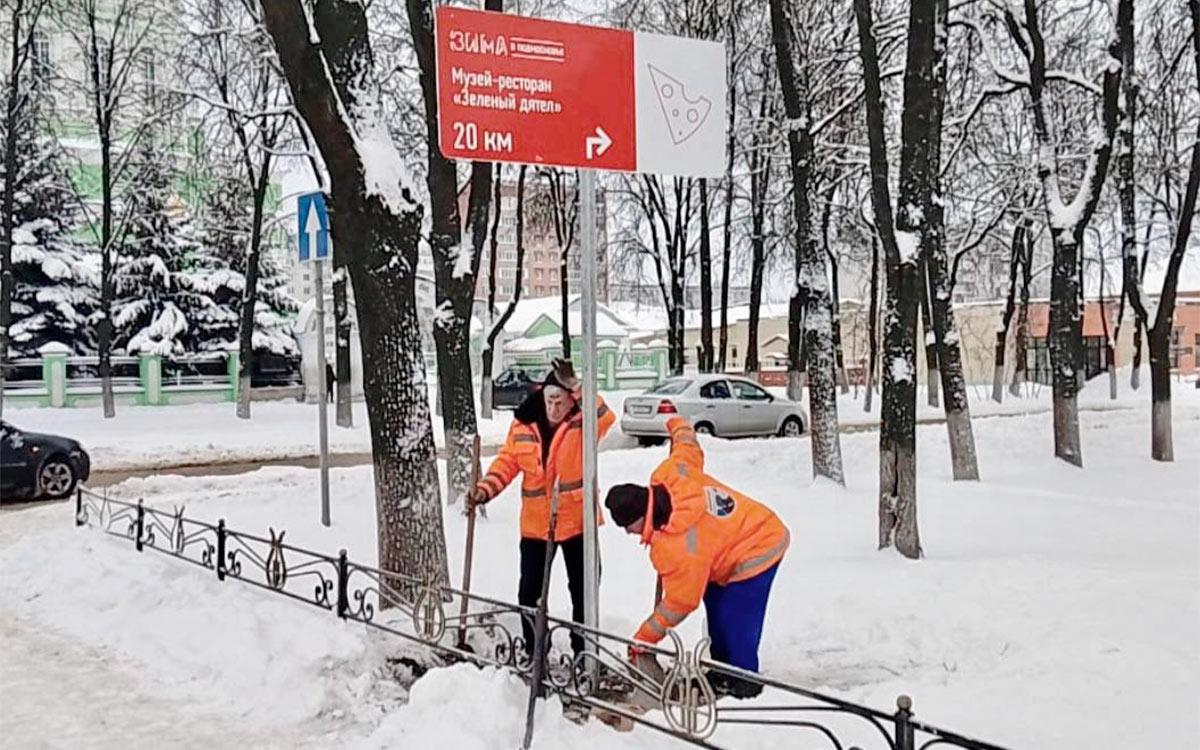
[74,487,1013,750]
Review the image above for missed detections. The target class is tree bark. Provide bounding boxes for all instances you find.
[1149,0,1200,462]
[1010,225,1033,396]
[1007,0,1126,467]
[744,78,770,377]
[479,169,503,420]
[864,230,880,413]
[718,14,737,374]
[856,0,920,559]
[261,0,447,589]
[699,179,714,372]
[770,0,843,483]
[0,0,25,418]
[921,0,978,481]
[408,0,499,508]
[236,151,271,420]
[333,241,353,426]
[993,220,1025,403]
[920,259,940,408]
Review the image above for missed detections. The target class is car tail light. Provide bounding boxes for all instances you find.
[657,400,677,414]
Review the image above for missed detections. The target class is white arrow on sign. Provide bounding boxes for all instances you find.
[304,201,322,250]
[585,127,612,160]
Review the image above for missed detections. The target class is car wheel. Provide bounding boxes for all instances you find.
[694,422,715,436]
[38,457,77,500]
[637,436,666,447]
[779,416,805,438]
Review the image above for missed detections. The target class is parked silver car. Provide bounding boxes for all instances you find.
[620,375,808,445]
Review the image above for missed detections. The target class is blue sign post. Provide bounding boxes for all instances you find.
[297,191,331,263]
[297,191,331,526]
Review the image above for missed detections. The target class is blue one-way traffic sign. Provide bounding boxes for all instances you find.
[297,191,330,263]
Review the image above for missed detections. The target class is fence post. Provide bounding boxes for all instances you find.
[337,549,349,618]
[216,518,227,580]
[39,343,70,407]
[895,695,915,750]
[135,499,145,551]
[74,488,83,527]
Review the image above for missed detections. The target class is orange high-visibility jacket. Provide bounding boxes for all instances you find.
[479,393,615,541]
[633,417,790,645]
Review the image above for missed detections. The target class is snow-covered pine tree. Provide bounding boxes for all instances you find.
[3,101,99,358]
[194,176,298,359]
[112,142,215,357]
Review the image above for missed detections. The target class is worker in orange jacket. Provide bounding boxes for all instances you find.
[469,358,615,659]
[605,416,789,698]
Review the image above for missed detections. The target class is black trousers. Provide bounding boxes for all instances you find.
[518,534,593,656]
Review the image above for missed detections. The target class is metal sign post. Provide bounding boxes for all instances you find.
[432,9,726,739]
[298,191,332,528]
[579,169,600,684]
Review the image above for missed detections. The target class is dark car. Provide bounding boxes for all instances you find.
[491,366,545,410]
[0,420,91,501]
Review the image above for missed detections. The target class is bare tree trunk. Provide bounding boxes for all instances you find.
[479,169,503,420]
[857,0,921,559]
[0,0,24,418]
[1149,0,1200,461]
[770,0,844,483]
[1117,0,1148,397]
[864,231,880,413]
[1006,0,1126,467]
[1010,227,1032,396]
[559,245,571,357]
[699,179,714,372]
[261,0,447,587]
[718,13,736,374]
[920,261,939,408]
[334,255,353,427]
[922,0,978,482]
[818,183,847,395]
[236,154,271,420]
[744,79,770,377]
[408,0,500,507]
[993,220,1025,403]
[98,124,115,418]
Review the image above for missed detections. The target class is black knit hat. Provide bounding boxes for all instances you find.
[605,483,649,527]
[606,484,673,529]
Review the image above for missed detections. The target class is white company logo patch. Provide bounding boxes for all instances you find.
[647,65,712,145]
[705,487,736,518]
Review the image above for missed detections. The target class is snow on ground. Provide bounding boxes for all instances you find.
[2,392,1197,748]
[6,367,1184,472]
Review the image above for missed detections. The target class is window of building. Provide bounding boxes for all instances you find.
[1027,338,1052,386]
[142,51,157,103]
[95,38,112,90]
[31,32,51,82]
[1169,327,1185,369]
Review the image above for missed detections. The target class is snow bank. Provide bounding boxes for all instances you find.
[357,664,656,749]
[2,400,1197,747]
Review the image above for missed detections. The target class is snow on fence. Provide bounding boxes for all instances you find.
[73,486,1012,750]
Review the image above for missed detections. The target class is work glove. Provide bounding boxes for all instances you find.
[467,485,491,508]
[551,357,581,394]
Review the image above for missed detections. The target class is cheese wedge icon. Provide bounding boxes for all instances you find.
[647,64,712,145]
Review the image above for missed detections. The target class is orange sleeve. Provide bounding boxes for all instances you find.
[665,416,704,473]
[478,424,525,499]
[633,538,709,644]
[597,395,616,440]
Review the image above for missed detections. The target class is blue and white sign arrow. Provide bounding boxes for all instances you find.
[297,191,330,263]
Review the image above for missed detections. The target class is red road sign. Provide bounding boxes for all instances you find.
[434,6,724,177]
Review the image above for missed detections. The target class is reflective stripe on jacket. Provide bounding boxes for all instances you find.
[480,394,615,541]
[633,417,789,644]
